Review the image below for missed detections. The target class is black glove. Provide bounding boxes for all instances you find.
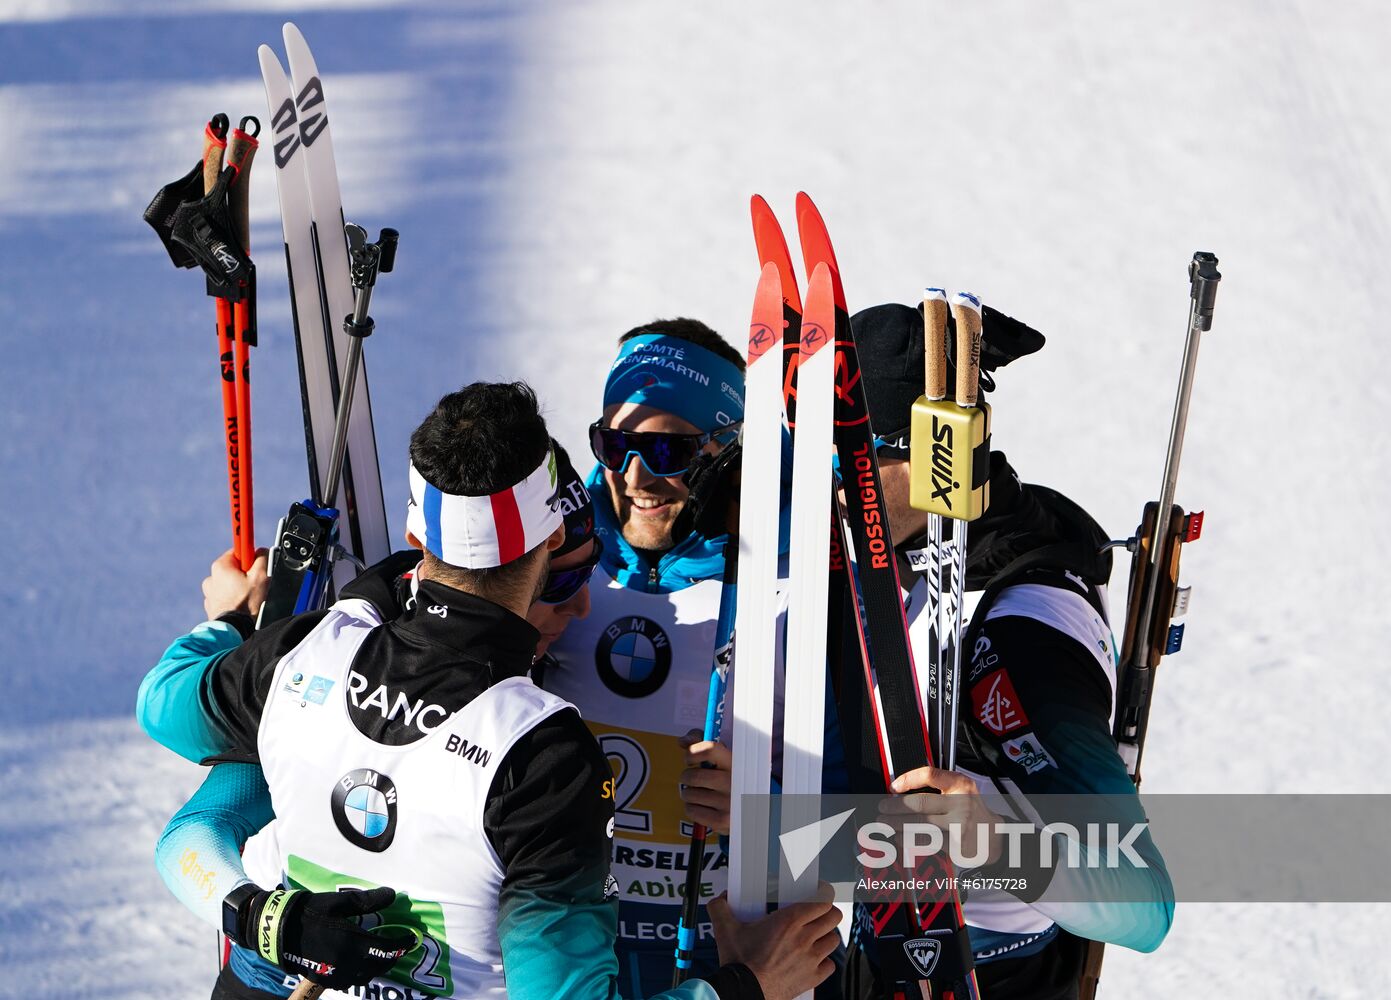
[673,441,742,543]
[227,885,418,989]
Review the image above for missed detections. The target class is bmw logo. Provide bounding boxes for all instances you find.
[595,616,672,698]
[331,768,398,852]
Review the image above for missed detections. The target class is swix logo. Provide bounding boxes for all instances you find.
[748,322,776,361]
[271,76,329,169]
[850,443,890,569]
[930,416,957,509]
[973,669,1028,735]
[801,321,829,354]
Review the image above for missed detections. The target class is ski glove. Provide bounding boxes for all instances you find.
[226,884,419,989]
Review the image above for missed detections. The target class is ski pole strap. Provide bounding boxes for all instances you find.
[254,888,299,966]
[405,452,562,569]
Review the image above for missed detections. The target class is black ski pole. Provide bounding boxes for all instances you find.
[257,226,398,628]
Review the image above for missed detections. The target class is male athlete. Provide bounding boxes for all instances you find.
[679,303,1174,1000]
[539,319,846,994]
[138,383,839,1000]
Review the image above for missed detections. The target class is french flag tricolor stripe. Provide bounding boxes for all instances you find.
[423,482,445,558]
[490,489,525,565]
[406,452,562,569]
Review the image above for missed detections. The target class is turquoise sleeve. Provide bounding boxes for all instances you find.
[154,762,275,929]
[136,620,240,762]
[497,890,717,1000]
[1020,717,1175,952]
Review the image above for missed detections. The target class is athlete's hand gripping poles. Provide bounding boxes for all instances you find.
[909,292,991,770]
[1078,253,1220,1000]
[144,113,262,571]
[257,226,398,629]
[673,539,738,986]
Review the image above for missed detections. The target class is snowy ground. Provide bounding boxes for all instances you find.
[2,1,1388,996]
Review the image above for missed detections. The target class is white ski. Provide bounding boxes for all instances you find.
[264,23,390,582]
[776,262,836,909]
[728,262,787,921]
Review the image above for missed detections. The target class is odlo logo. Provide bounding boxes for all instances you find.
[930,416,957,509]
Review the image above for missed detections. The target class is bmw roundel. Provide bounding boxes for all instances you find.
[331,768,398,852]
[595,616,672,698]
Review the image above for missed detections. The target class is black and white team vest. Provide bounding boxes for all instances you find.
[256,598,573,998]
[542,564,788,958]
[903,575,1117,942]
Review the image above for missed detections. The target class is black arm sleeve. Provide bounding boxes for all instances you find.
[203,610,331,763]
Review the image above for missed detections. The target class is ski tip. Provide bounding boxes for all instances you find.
[283,21,304,44]
[799,263,835,357]
[750,195,803,312]
[793,195,845,312]
[748,262,783,363]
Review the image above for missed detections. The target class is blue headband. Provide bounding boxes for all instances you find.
[602,334,745,431]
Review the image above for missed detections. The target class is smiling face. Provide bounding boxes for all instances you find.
[599,402,720,553]
[527,537,596,656]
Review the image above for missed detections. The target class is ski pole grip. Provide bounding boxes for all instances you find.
[923,287,949,402]
[288,981,323,1000]
[202,114,229,196]
[1189,252,1221,330]
[225,117,261,255]
[378,228,399,273]
[951,293,983,407]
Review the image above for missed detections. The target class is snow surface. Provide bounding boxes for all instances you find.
[2,1,1388,996]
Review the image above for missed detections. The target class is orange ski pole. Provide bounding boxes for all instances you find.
[200,115,250,570]
[225,118,260,571]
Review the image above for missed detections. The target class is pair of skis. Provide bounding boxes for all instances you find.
[256,24,393,627]
[145,112,262,572]
[729,195,978,999]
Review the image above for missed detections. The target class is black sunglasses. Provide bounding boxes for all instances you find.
[588,421,741,478]
[539,537,604,605]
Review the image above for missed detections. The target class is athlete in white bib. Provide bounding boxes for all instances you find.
[540,319,847,997]
[137,383,840,1000]
[676,302,1175,1000]
[835,303,1174,1000]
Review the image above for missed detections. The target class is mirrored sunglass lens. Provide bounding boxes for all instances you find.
[541,565,592,603]
[643,435,699,476]
[592,428,631,470]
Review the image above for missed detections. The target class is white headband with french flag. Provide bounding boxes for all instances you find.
[405,450,562,569]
